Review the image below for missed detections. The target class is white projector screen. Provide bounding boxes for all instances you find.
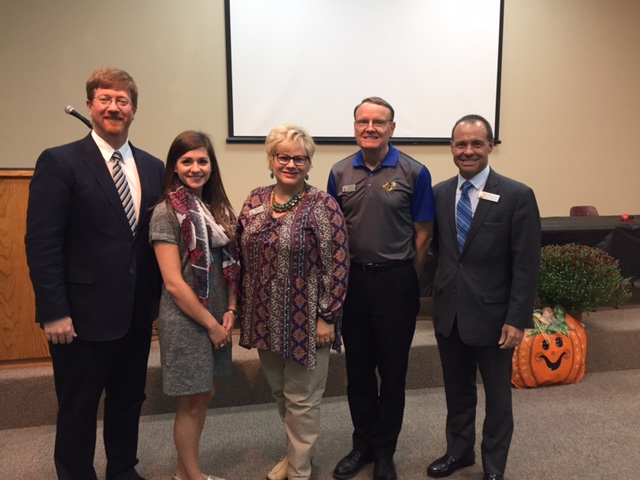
[225,0,503,144]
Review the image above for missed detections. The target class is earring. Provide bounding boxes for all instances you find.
[270,172,274,179]
[305,174,309,181]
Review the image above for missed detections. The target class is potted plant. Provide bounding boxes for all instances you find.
[536,243,631,319]
[512,244,630,388]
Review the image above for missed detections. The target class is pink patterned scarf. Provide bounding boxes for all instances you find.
[168,180,239,306]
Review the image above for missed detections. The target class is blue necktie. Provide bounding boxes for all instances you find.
[456,181,473,252]
[112,151,137,234]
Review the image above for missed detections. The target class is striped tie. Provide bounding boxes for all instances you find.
[111,151,137,233]
[456,180,473,252]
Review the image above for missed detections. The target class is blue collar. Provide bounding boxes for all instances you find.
[353,143,400,171]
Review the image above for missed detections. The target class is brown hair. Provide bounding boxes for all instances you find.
[86,68,139,108]
[158,131,235,238]
[451,114,494,142]
[353,96,395,121]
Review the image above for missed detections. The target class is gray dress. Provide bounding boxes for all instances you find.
[150,201,232,396]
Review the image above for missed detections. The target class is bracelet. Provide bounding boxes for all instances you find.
[225,308,237,317]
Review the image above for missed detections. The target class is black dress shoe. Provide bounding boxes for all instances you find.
[333,449,373,479]
[483,475,503,480]
[374,458,397,480]
[427,453,474,478]
[109,470,145,480]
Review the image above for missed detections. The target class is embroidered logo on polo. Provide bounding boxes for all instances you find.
[382,181,397,192]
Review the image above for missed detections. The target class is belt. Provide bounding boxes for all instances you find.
[351,259,412,274]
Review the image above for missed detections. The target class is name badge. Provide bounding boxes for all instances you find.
[342,184,356,193]
[249,205,265,216]
[478,191,500,203]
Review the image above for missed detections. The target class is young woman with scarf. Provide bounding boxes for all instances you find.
[150,131,239,480]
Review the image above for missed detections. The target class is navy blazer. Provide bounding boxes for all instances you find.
[431,169,541,346]
[26,134,165,341]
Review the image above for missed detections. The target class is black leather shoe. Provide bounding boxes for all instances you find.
[109,470,145,480]
[333,449,373,479]
[426,454,474,478]
[374,458,397,480]
[483,475,503,480]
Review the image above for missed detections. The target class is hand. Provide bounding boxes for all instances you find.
[222,309,236,334]
[499,324,524,350]
[43,317,77,345]
[207,321,229,349]
[316,318,335,349]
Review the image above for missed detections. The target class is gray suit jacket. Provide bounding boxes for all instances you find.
[432,169,541,345]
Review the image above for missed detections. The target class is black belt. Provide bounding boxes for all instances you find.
[351,259,412,274]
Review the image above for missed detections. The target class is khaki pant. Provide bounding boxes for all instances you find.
[259,348,330,480]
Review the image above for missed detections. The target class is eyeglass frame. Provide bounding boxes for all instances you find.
[354,119,393,129]
[94,95,133,108]
[274,154,309,166]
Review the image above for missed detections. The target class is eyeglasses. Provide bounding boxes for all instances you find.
[354,119,392,129]
[94,95,132,108]
[275,154,309,166]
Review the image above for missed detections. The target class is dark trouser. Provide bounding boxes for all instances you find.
[342,261,419,459]
[49,323,152,480]
[435,321,515,476]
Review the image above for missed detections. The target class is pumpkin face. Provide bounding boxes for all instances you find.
[512,307,587,388]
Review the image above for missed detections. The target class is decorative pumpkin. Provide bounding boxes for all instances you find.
[512,305,587,388]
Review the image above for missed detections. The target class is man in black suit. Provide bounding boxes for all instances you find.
[427,115,541,480]
[25,68,164,480]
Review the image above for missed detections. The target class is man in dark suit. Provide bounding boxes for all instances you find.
[427,115,540,480]
[25,68,164,480]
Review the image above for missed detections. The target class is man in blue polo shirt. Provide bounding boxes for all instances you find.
[328,97,435,480]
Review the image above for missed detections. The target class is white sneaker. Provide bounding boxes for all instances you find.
[267,457,288,480]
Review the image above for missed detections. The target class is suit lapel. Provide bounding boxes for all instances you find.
[80,135,134,234]
[464,170,499,249]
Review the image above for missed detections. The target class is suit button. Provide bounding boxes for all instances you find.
[129,268,136,274]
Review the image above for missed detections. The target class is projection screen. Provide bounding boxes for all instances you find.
[226,0,503,144]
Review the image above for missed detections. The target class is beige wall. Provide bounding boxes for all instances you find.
[1,0,639,216]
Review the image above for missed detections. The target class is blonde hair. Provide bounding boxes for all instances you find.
[265,124,316,167]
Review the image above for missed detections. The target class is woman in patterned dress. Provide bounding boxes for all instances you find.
[150,131,239,480]
[237,125,350,480]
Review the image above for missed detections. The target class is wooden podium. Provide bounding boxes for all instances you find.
[0,170,49,363]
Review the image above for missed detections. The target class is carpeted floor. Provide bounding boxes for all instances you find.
[3,291,639,479]
[2,368,640,480]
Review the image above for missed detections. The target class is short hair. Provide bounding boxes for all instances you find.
[265,124,316,165]
[159,131,235,238]
[86,68,139,108]
[353,97,395,121]
[451,114,494,142]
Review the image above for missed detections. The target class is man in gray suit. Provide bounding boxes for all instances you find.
[427,115,541,480]
[26,68,164,480]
